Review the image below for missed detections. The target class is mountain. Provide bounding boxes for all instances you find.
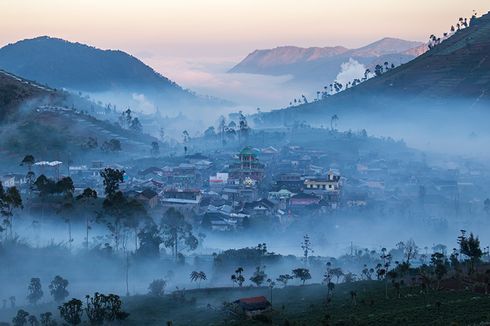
[260,13,490,150]
[0,36,227,111]
[230,38,426,87]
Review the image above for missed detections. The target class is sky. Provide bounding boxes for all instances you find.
[1,0,489,109]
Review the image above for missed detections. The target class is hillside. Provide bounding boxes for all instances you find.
[261,13,490,129]
[2,282,490,325]
[0,36,227,110]
[0,70,157,162]
[0,69,55,119]
[230,38,425,87]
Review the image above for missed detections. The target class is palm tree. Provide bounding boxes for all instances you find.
[190,271,207,288]
[233,267,245,287]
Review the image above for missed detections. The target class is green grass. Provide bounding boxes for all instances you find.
[122,281,490,326]
[3,281,490,325]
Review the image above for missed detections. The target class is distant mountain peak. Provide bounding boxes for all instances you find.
[229,37,426,85]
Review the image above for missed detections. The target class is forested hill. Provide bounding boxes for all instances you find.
[261,12,490,125]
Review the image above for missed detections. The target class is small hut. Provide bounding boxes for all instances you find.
[232,296,272,318]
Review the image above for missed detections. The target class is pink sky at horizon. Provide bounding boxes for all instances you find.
[1,0,488,58]
[1,0,489,109]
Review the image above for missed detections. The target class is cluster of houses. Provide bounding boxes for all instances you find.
[2,143,486,232]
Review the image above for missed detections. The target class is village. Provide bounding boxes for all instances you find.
[2,128,487,237]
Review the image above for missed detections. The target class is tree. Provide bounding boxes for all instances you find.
[136,223,162,258]
[204,126,216,139]
[218,116,226,146]
[21,154,35,170]
[250,266,267,287]
[49,276,69,303]
[100,168,124,198]
[58,298,83,326]
[231,267,245,287]
[81,137,98,150]
[21,155,35,195]
[361,265,374,280]
[160,208,198,260]
[292,268,311,285]
[130,117,142,133]
[101,139,121,152]
[300,234,313,265]
[76,188,98,250]
[150,141,160,157]
[85,293,129,325]
[148,279,166,296]
[266,278,275,305]
[238,111,250,143]
[484,198,490,214]
[101,190,148,252]
[40,312,57,326]
[12,309,30,326]
[330,267,344,283]
[27,278,44,305]
[28,315,39,326]
[182,130,190,143]
[431,252,448,290]
[458,230,483,274]
[190,271,207,288]
[276,274,294,287]
[404,239,419,265]
[1,184,23,239]
[159,127,165,142]
[330,115,339,131]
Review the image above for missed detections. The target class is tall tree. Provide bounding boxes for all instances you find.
[458,230,483,274]
[100,168,124,198]
[160,208,198,260]
[76,188,98,250]
[0,183,23,239]
[59,299,83,326]
[249,266,267,287]
[292,268,311,285]
[49,275,69,303]
[300,234,313,265]
[27,278,44,305]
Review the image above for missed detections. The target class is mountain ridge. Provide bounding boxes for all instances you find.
[0,36,230,111]
[229,37,426,87]
[259,13,490,130]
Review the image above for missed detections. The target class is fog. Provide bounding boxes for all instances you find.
[2,44,490,326]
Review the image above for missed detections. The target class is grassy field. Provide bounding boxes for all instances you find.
[122,281,490,325]
[2,281,490,325]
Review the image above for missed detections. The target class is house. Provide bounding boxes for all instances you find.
[304,170,342,205]
[1,174,18,187]
[209,172,229,190]
[242,199,276,216]
[304,170,341,192]
[290,192,321,206]
[137,188,159,208]
[274,173,304,192]
[162,189,202,211]
[232,296,272,318]
[201,212,238,231]
[223,184,258,204]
